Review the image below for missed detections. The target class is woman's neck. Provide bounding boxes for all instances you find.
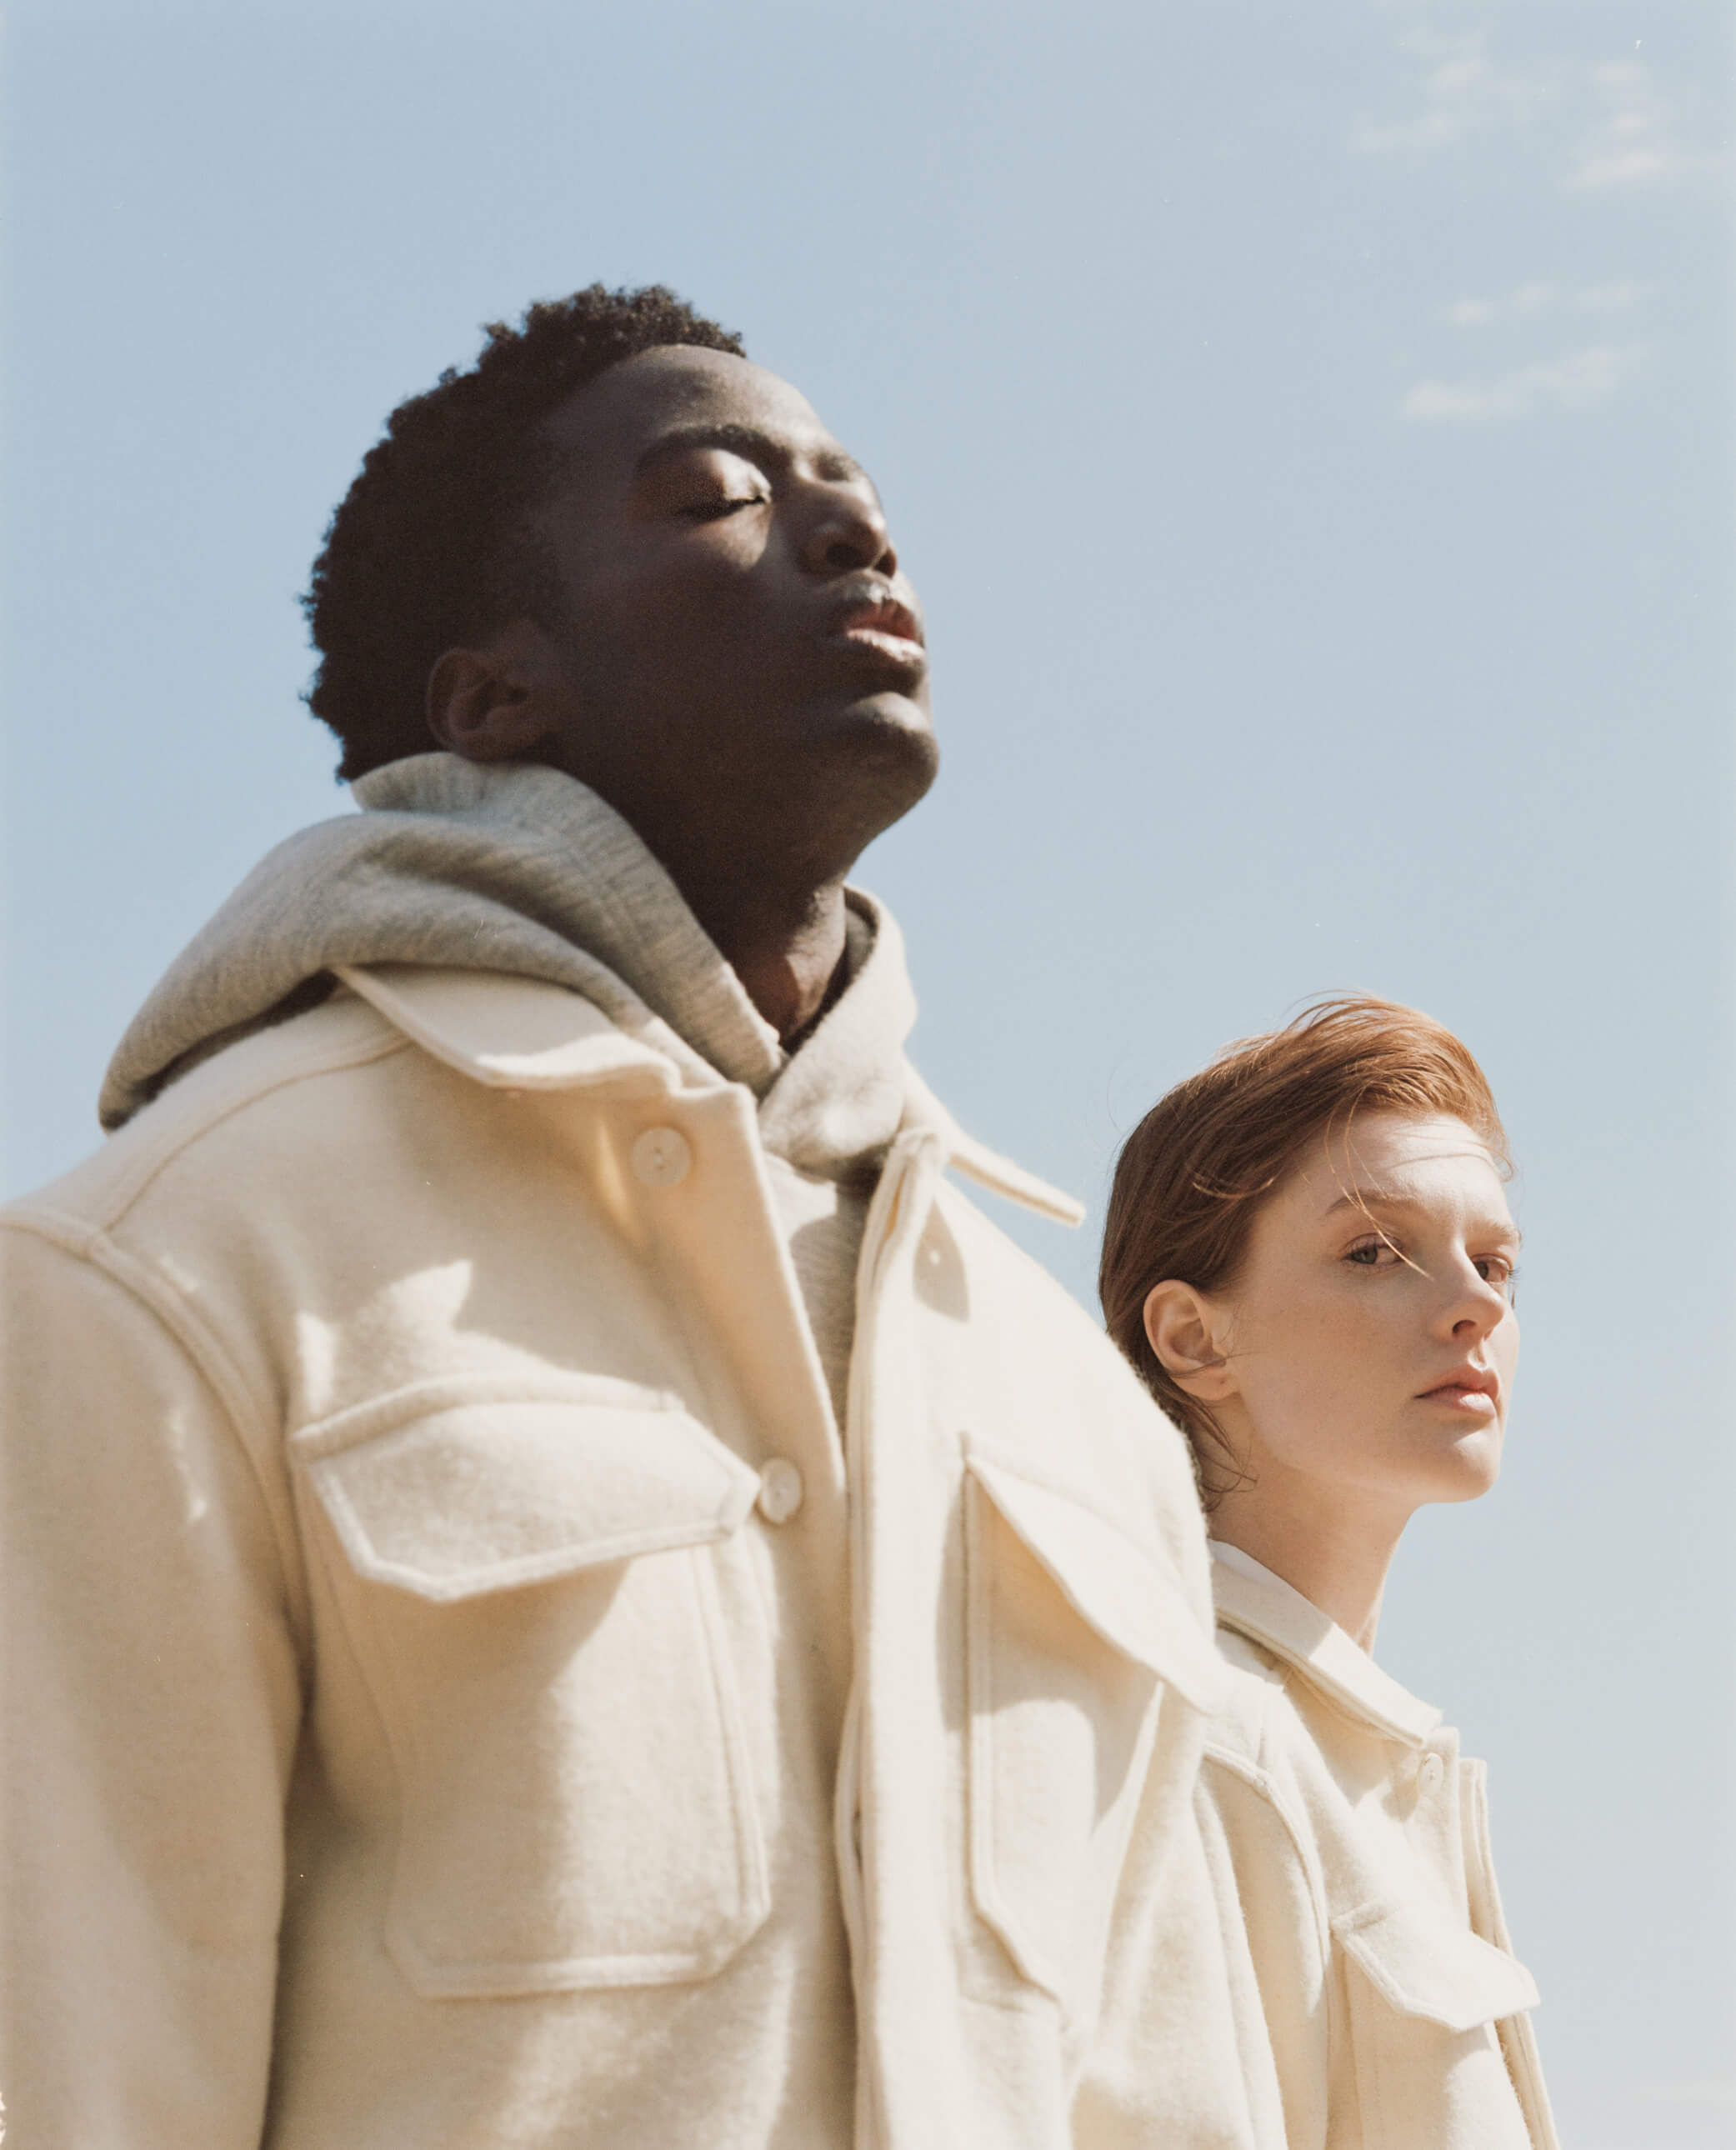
[1209,1467,1413,1652]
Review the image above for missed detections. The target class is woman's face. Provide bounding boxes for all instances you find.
[1208,1110,1521,1512]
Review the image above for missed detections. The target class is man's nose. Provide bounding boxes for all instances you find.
[799,482,898,578]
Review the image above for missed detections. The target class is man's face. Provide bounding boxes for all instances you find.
[507,345,936,860]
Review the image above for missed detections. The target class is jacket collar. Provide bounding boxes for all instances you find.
[111,751,938,1192]
[895,1064,1084,1225]
[1209,1542,1442,1747]
[352,756,929,1187]
[334,962,1084,1228]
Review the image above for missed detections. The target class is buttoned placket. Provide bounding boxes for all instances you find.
[626,1117,818,1532]
[838,1131,969,2148]
[593,1081,863,1955]
[332,962,1086,2150]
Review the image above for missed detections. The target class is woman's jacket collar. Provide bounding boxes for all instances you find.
[1209,1542,1443,1748]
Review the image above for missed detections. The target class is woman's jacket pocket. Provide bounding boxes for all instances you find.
[1334,1899,1539,2149]
[960,1451,1223,2020]
[293,1375,772,1999]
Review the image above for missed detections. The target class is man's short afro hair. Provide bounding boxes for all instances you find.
[303,283,744,781]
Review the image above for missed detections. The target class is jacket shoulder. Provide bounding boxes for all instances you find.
[6,991,414,1239]
[933,1179,1198,1468]
[930,1178,1219,1662]
[933,1177,1156,1398]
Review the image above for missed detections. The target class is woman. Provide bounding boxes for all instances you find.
[1100,997,1558,2150]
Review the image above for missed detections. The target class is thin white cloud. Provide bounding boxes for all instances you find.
[1440,280,1652,328]
[1353,28,1558,155]
[1355,25,1725,197]
[1399,343,1643,423]
[1576,279,1653,312]
[1566,59,1707,192]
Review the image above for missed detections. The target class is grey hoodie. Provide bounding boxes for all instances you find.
[103,752,925,1423]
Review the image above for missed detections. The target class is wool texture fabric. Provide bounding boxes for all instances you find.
[104,756,918,1428]
[3,758,1251,2149]
[1196,1544,1560,2150]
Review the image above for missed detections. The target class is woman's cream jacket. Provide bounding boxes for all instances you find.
[1198,1545,1560,2150]
[0,762,1247,2150]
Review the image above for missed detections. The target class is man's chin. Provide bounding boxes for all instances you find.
[780,691,938,852]
[827,689,939,792]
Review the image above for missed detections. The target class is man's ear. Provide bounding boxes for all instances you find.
[1142,1280,1238,1402]
[426,622,560,763]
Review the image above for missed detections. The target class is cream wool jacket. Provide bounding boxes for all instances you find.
[1197,1546,1560,2150]
[2,762,1245,2150]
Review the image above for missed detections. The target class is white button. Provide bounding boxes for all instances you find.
[757,1457,805,1524]
[1418,1752,1445,1795]
[631,1127,691,1188]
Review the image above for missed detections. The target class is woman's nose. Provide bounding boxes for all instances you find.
[799,482,897,578]
[1446,1261,1508,1338]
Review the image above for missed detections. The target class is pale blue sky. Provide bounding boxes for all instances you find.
[4,3,1733,2141]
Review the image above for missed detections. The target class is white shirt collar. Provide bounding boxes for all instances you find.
[1208,1541,1443,1748]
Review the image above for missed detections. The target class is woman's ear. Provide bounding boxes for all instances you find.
[1143,1280,1238,1402]
[426,621,560,763]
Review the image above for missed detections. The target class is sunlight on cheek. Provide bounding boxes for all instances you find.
[1233,1298,1508,1505]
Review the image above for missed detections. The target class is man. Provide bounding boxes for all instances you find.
[1,288,1248,2147]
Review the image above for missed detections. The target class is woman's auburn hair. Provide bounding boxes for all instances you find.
[1098,994,1509,1505]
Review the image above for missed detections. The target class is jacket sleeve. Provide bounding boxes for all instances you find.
[1,1219,305,2149]
[1070,1690,1283,2150]
[1193,1747,1333,2150]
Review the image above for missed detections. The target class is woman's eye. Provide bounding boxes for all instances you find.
[1344,1237,1393,1268]
[1474,1255,1518,1292]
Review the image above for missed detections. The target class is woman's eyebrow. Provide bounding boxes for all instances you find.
[1323,1187,1523,1245]
[1323,1186,1420,1217]
[633,421,867,485]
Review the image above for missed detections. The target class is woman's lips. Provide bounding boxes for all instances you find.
[1418,1379,1498,1414]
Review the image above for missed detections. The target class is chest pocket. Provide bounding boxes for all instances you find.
[1335,1900,1541,2148]
[295,1378,771,1999]
[961,1452,1223,2020]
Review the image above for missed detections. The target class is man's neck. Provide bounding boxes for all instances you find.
[681,871,851,1045]
[565,764,874,1046]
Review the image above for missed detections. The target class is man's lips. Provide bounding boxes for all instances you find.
[829,589,926,661]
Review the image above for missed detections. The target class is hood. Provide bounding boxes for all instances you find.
[101,754,919,1182]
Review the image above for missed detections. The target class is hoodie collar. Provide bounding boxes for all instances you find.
[1209,1542,1442,1747]
[350,756,789,1096]
[102,752,1081,1219]
[348,758,919,1183]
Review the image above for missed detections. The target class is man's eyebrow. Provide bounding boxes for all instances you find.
[633,422,867,485]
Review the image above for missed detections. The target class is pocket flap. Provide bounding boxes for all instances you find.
[966,1455,1226,1714]
[1335,1900,1541,2031]
[297,1380,763,1601]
